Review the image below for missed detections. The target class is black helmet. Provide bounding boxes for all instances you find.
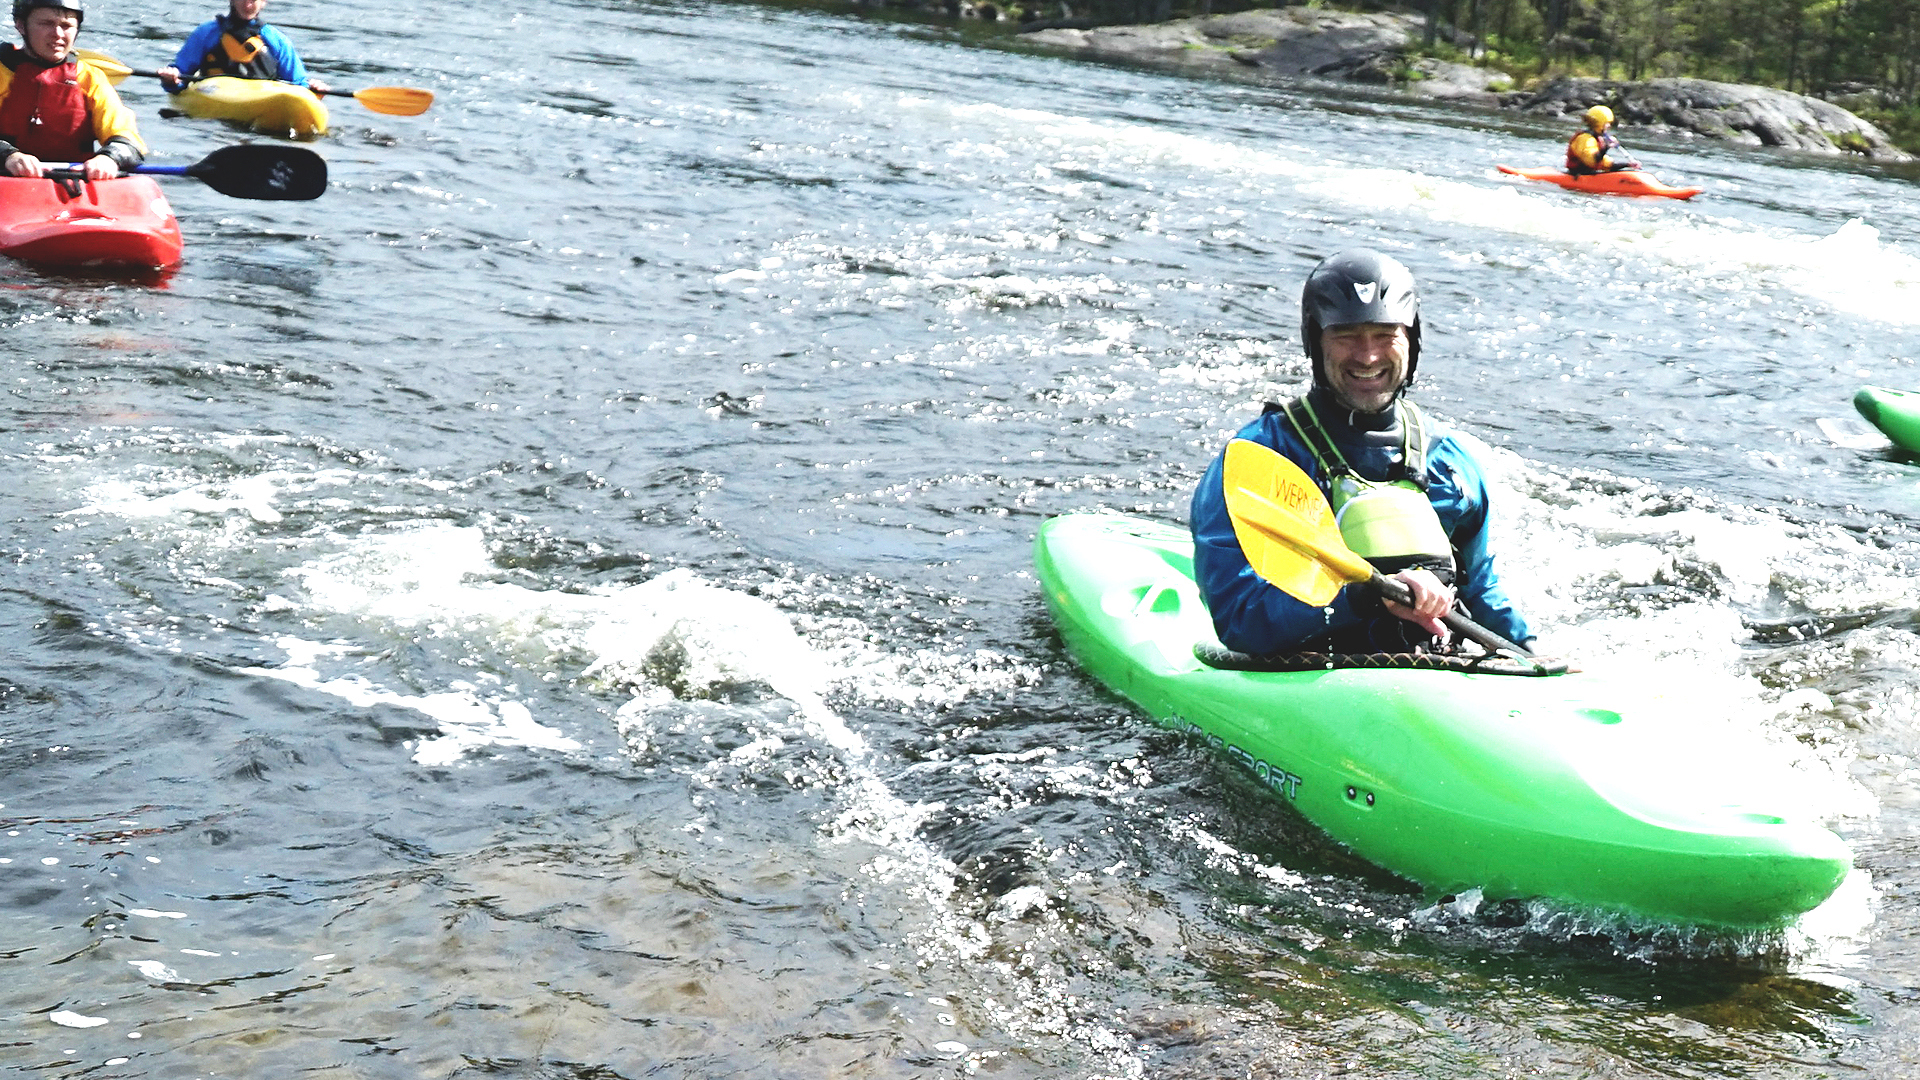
[13,0,83,24]
[1300,249,1422,388]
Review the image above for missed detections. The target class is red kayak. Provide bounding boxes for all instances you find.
[1497,164,1703,200]
[0,175,184,270]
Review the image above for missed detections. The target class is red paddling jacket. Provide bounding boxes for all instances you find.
[0,45,145,168]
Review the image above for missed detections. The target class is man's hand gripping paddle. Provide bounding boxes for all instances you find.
[1220,439,1560,672]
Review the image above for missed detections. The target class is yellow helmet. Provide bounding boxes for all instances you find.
[1583,105,1614,129]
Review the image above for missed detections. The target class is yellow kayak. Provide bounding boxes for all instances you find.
[174,76,328,138]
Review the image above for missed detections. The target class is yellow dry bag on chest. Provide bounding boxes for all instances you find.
[1285,398,1455,576]
[1329,476,1452,567]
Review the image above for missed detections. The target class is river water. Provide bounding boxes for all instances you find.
[7,1,1920,1076]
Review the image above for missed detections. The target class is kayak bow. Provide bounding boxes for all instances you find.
[174,76,329,138]
[1034,512,1850,928]
[1853,385,1920,453]
[0,175,183,271]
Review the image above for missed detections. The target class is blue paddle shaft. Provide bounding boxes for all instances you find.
[53,163,184,177]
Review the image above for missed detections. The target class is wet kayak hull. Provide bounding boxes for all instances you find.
[1033,512,1849,928]
[1497,164,1703,199]
[175,76,328,138]
[0,175,183,270]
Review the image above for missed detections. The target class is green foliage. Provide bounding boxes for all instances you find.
[1142,0,1920,152]
[1853,103,1920,153]
[1387,0,1920,151]
[1828,129,1871,154]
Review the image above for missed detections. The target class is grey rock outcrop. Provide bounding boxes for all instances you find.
[1024,8,1419,78]
[1518,77,1908,160]
[1021,10,1911,162]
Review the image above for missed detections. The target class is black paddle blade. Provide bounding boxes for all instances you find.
[186,144,329,201]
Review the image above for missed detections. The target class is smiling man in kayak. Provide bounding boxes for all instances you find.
[157,0,328,94]
[0,0,145,180]
[1566,105,1637,175]
[1188,249,1536,657]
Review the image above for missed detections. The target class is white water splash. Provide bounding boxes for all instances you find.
[247,654,582,767]
[580,569,867,757]
[243,521,1039,766]
[916,97,1920,327]
[239,518,1114,1069]
[65,473,287,524]
[1469,442,1883,833]
[128,960,180,983]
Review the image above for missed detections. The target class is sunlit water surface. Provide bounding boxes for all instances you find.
[6,1,1920,1077]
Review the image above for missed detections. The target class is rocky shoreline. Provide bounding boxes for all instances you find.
[1018,8,1913,163]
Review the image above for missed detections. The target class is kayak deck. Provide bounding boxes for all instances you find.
[0,175,183,271]
[1034,512,1849,928]
[1497,164,1703,199]
[175,76,328,138]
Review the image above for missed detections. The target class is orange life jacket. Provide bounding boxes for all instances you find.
[1566,129,1623,175]
[200,15,281,80]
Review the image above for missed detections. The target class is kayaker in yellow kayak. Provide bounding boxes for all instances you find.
[0,0,145,180]
[156,0,328,94]
[1566,105,1638,175]
[1188,250,1537,657]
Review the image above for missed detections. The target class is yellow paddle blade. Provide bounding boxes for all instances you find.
[1221,439,1374,606]
[77,48,133,84]
[342,86,434,116]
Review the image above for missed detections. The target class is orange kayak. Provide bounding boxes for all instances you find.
[1497,164,1702,200]
[0,175,183,270]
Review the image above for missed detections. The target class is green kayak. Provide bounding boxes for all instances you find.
[1854,385,1920,453]
[1034,512,1851,928]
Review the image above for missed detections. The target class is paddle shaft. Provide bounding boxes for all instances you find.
[79,53,430,116]
[45,164,160,179]
[133,66,339,94]
[97,62,288,88]
[1363,567,1540,662]
[50,161,308,189]
[1241,495,1541,664]
[152,73,383,97]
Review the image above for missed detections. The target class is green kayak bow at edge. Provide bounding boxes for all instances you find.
[1034,512,1851,929]
[1855,385,1920,454]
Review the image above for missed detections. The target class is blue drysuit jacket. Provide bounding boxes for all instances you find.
[1190,394,1533,655]
[168,19,312,87]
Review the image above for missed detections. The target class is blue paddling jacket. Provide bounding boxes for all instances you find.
[1189,393,1533,656]
[168,16,312,88]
